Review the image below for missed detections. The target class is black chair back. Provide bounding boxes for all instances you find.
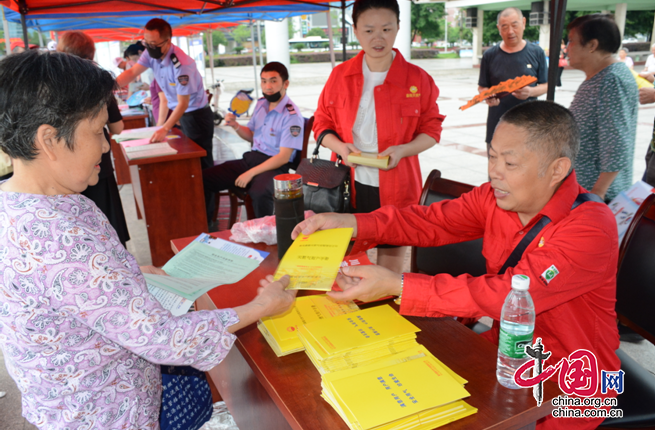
[615,193,655,344]
[600,194,655,428]
[410,170,486,277]
[291,116,314,170]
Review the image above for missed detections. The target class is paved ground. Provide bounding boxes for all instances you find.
[2,58,655,429]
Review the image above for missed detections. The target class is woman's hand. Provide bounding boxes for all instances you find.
[327,265,402,303]
[253,275,297,317]
[229,275,297,332]
[337,142,358,167]
[291,213,357,239]
[379,145,408,170]
[141,266,167,275]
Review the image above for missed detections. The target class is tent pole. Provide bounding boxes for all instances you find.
[20,15,29,50]
[1,7,11,55]
[38,30,44,47]
[341,0,346,62]
[546,0,567,101]
[206,29,215,84]
[250,20,259,99]
[256,20,264,66]
[326,9,336,68]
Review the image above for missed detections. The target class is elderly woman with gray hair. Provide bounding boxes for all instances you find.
[0,51,295,430]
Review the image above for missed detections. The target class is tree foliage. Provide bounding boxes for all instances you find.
[624,10,654,40]
[231,25,251,45]
[306,27,327,38]
[212,30,227,51]
[411,3,444,43]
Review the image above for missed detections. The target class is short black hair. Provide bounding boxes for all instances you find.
[124,42,144,58]
[145,18,172,40]
[499,101,579,175]
[261,61,289,82]
[0,51,116,160]
[352,0,400,27]
[567,14,621,54]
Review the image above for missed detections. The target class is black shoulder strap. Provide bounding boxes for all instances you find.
[497,192,603,275]
[498,215,551,275]
[571,192,604,209]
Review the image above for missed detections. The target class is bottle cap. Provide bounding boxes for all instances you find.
[273,173,302,199]
[511,274,530,291]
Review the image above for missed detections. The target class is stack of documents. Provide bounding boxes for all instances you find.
[297,305,421,374]
[144,233,268,306]
[123,141,177,159]
[321,344,477,430]
[113,125,163,143]
[297,304,478,429]
[258,295,359,357]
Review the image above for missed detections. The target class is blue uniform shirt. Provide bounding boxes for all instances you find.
[247,94,304,162]
[138,44,207,112]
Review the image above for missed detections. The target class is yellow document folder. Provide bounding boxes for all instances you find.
[323,354,474,430]
[258,295,359,357]
[274,228,353,291]
[300,305,420,357]
[348,152,390,169]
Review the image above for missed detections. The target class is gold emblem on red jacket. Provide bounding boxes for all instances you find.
[406,86,420,98]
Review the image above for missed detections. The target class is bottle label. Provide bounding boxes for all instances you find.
[499,327,533,359]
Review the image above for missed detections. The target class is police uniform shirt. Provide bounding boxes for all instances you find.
[137,44,207,112]
[247,94,304,162]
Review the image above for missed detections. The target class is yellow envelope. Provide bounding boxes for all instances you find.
[274,228,353,291]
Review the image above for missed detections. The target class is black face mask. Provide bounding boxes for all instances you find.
[263,91,282,103]
[147,45,164,60]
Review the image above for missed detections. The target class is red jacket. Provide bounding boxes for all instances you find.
[353,172,620,430]
[313,49,445,208]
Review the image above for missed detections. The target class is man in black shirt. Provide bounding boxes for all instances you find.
[478,7,548,144]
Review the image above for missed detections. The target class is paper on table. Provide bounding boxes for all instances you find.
[144,241,260,301]
[274,228,353,291]
[193,232,269,263]
[146,283,193,316]
[113,126,163,142]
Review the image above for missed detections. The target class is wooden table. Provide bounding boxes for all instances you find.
[120,129,207,266]
[172,232,560,430]
[111,111,149,186]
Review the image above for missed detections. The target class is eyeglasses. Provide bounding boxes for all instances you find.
[142,39,169,50]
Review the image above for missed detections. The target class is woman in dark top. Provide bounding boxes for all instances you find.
[57,31,131,246]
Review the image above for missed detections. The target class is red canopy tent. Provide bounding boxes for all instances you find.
[1,0,332,16]
[81,22,237,42]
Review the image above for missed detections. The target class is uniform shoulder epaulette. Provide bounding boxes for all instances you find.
[170,53,181,69]
[285,103,297,115]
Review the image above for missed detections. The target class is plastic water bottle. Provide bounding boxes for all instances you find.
[496,274,535,389]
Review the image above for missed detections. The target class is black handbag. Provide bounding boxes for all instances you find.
[295,134,351,213]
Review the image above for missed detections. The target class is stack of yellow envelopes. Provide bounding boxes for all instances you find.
[297,305,421,374]
[321,344,477,430]
[258,295,360,357]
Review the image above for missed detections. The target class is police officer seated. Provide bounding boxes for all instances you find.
[203,62,304,221]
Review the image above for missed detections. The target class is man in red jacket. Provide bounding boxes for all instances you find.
[294,101,620,430]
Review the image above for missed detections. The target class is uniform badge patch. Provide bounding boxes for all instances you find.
[171,53,181,69]
[285,104,297,115]
[410,86,418,93]
[540,265,559,284]
[290,125,301,137]
[178,75,189,86]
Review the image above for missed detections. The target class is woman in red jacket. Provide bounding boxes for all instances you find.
[313,0,445,273]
